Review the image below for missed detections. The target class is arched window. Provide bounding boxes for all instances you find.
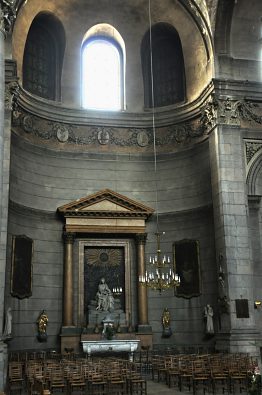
[141,23,186,108]
[82,38,122,110]
[81,25,125,111]
[23,13,65,101]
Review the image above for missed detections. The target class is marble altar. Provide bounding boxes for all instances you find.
[81,339,140,361]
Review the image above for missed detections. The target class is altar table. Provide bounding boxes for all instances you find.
[81,339,140,361]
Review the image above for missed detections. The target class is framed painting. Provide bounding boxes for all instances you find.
[11,235,33,299]
[173,239,201,298]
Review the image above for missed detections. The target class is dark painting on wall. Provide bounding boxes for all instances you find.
[11,235,33,299]
[173,239,201,298]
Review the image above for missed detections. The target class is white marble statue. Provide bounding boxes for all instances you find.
[204,304,214,334]
[3,307,12,338]
[96,277,114,312]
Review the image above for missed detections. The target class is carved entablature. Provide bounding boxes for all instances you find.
[0,0,16,36]
[57,189,154,234]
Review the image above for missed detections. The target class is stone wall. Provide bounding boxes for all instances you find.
[5,132,216,350]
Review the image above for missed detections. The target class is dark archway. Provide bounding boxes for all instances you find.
[141,22,186,108]
[23,12,65,101]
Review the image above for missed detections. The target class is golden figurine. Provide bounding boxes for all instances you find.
[162,307,172,338]
[37,310,48,342]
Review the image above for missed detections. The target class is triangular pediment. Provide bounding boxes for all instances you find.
[57,189,154,219]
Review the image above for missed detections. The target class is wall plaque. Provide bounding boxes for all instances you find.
[235,299,249,318]
[11,235,33,299]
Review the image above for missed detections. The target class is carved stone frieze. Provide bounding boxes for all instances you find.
[245,141,262,164]
[238,101,262,125]
[5,80,19,111]
[13,106,210,150]
[0,0,16,36]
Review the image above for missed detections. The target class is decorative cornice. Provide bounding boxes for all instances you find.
[0,0,16,36]
[16,82,214,128]
[57,189,154,220]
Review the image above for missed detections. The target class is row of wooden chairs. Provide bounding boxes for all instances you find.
[151,353,260,394]
[7,357,147,395]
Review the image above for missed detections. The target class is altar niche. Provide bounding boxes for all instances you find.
[78,239,133,330]
[84,246,126,325]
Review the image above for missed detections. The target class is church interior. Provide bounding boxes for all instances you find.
[1,0,262,391]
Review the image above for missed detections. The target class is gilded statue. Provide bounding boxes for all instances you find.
[37,310,48,341]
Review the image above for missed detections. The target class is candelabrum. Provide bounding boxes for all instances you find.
[112,276,123,296]
[139,232,181,293]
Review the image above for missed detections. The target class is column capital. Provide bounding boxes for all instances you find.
[0,1,16,37]
[5,80,19,111]
[135,233,147,245]
[63,232,76,244]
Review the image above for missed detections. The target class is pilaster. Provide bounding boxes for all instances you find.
[62,232,76,327]
[209,85,260,354]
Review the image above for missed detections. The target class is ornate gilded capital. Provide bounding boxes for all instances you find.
[0,0,16,37]
[5,80,19,111]
[63,232,76,244]
[135,233,147,245]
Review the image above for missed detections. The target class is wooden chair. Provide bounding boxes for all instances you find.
[210,357,230,394]
[68,372,86,395]
[8,362,24,395]
[178,356,193,392]
[166,356,180,388]
[87,372,107,395]
[192,359,211,395]
[49,370,66,394]
[228,360,248,393]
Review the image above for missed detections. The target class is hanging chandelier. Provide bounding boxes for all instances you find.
[139,232,180,292]
[138,0,180,293]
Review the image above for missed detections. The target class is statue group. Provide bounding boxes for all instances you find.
[96,277,114,312]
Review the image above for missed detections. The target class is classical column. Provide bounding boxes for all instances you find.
[136,233,148,326]
[63,232,75,327]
